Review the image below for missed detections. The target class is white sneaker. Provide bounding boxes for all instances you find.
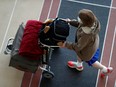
[67,61,83,71]
[4,38,14,54]
[100,67,113,78]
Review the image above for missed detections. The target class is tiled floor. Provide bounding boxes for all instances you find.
[0,0,44,87]
[1,0,116,87]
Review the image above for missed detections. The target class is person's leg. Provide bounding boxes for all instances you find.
[92,61,107,70]
[92,61,113,77]
[67,57,83,71]
[86,49,113,77]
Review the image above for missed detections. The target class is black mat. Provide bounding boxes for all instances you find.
[40,0,111,87]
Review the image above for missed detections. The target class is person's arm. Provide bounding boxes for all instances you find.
[43,18,54,25]
[39,19,53,43]
[68,19,80,27]
[63,18,80,27]
[41,18,54,34]
[65,35,91,52]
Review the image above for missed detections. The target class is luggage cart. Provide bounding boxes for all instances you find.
[39,43,60,78]
[4,18,69,79]
[4,23,59,79]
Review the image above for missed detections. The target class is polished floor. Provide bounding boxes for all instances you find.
[0,0,116,87]
[0,0,44,87]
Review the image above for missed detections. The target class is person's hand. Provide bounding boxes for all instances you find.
[57,41,65,48]
[66,18,71,22]
[44,19,53,24]
[62,18,71,23]
[44,26,50,33]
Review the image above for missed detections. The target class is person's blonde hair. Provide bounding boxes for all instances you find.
[78,9,96,27]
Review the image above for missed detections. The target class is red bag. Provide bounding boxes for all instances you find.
[19,20,44,60]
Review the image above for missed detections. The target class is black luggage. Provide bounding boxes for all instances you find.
[39,18,70,45]
[9,18,70,74]
[9,23,41,73]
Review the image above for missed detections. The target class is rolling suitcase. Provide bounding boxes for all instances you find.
[9,22,43,73]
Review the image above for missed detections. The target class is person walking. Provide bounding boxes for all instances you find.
[59,9,113,77]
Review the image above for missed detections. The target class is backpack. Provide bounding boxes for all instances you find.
[39,18,70,45]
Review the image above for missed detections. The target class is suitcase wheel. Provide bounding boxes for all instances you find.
[42,70,54,79]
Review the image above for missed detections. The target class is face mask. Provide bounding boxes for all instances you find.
[81,22,96,34]
[77,17,82,24]
[77,16,96,34]
[81,27,92,34]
